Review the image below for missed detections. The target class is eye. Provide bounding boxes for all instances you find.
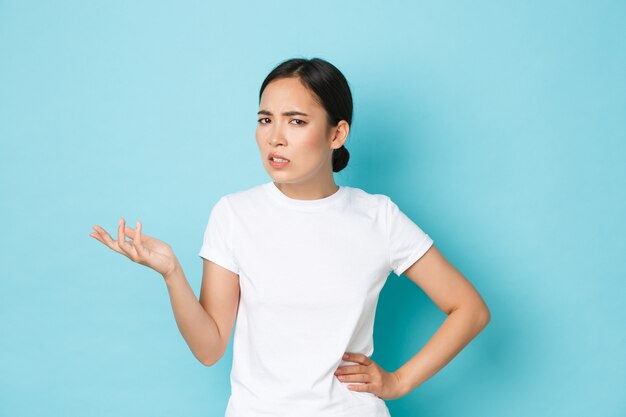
[258,118,271,124]
[290,119,306,125]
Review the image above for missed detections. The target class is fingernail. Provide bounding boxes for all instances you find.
[343,353,348,359]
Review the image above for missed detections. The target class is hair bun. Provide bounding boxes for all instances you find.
[332,146,350,173]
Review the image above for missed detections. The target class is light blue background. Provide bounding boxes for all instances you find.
[1,1,624,416]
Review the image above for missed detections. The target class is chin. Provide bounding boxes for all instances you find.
[268,174,297,185]
[266,172,285,182]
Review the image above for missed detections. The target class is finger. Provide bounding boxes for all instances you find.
[92,225,124,253]
[335,365,373,382]
[124,226,136,238]
[337,370,370,382]
[117,218,135,255]
[335,364,366,375]
[89,230,107,242]
[134,220,146,257]
[135,220,141,243]
[125,225,152,243]
[347,383,369,392]
[89,232,102,242]
[362,355,373,365]
[344,352,372,365]
[117,218,125,248]
[92,225,113,241]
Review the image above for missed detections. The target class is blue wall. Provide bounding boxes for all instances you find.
[1,1,624,416]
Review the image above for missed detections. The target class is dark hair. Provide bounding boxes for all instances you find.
[259,57,352,173]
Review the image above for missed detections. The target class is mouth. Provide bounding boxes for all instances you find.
[268,153,290,163]
[268,153,290,167]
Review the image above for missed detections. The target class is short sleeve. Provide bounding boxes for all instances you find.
[385,196,434,277]
[198,196,239,275]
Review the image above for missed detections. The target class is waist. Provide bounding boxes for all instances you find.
[226,376,390,417]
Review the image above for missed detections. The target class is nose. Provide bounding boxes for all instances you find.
[267,123,287,147]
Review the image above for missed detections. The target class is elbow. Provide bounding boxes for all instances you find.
[454,300,491,331]
[200,357,216,367]
[478,306,491,328]
[198,351,223,367]
[473,300,491,330]
[468,292,491,329]
[200,356,220,367]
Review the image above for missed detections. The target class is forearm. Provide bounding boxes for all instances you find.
[163,263,223,366]
[394,305,490,396]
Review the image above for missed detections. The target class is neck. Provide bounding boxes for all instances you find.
[273,177,339,200]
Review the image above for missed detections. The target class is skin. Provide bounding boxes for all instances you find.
[256,76,348,200]
[89,74,491,401]
[336,248,491,399]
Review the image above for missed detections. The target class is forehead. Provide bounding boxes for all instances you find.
[259,77,322,111]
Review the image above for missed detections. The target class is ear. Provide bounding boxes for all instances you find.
[330,120,350,150]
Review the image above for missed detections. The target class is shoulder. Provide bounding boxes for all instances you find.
[342,185,391,216]
[345,185,389,204]
[215,182,269,208]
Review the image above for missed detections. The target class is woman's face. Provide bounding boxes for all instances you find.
[256,76,346,185]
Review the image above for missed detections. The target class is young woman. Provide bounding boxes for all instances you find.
[90,57,491,417]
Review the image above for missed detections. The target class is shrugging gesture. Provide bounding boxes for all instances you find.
[90,217,179,278]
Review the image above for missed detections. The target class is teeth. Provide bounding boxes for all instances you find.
[272,157,289,162]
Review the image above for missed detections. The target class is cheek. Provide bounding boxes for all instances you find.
[297,129,327,152]
[255,129,266,146]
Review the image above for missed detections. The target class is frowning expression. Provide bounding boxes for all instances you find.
[256,76,339,184]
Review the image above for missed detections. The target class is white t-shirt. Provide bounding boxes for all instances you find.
[198,181,434,417]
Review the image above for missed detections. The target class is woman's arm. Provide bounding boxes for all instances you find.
[90,219,237,366]
[163,259,239,366]
[393,244,491,396]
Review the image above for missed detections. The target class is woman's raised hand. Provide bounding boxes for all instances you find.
[89,218,179,278]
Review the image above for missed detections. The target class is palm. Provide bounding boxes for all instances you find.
[89,218,178,277]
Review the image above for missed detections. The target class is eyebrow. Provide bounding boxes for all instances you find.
[257,110,309,117]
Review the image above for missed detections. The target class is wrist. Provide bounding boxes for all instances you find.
[393,369,411,398]
[163,262,182,285]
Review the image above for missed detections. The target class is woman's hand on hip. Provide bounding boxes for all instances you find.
[90,217,179,278]
[335,352,406,400]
